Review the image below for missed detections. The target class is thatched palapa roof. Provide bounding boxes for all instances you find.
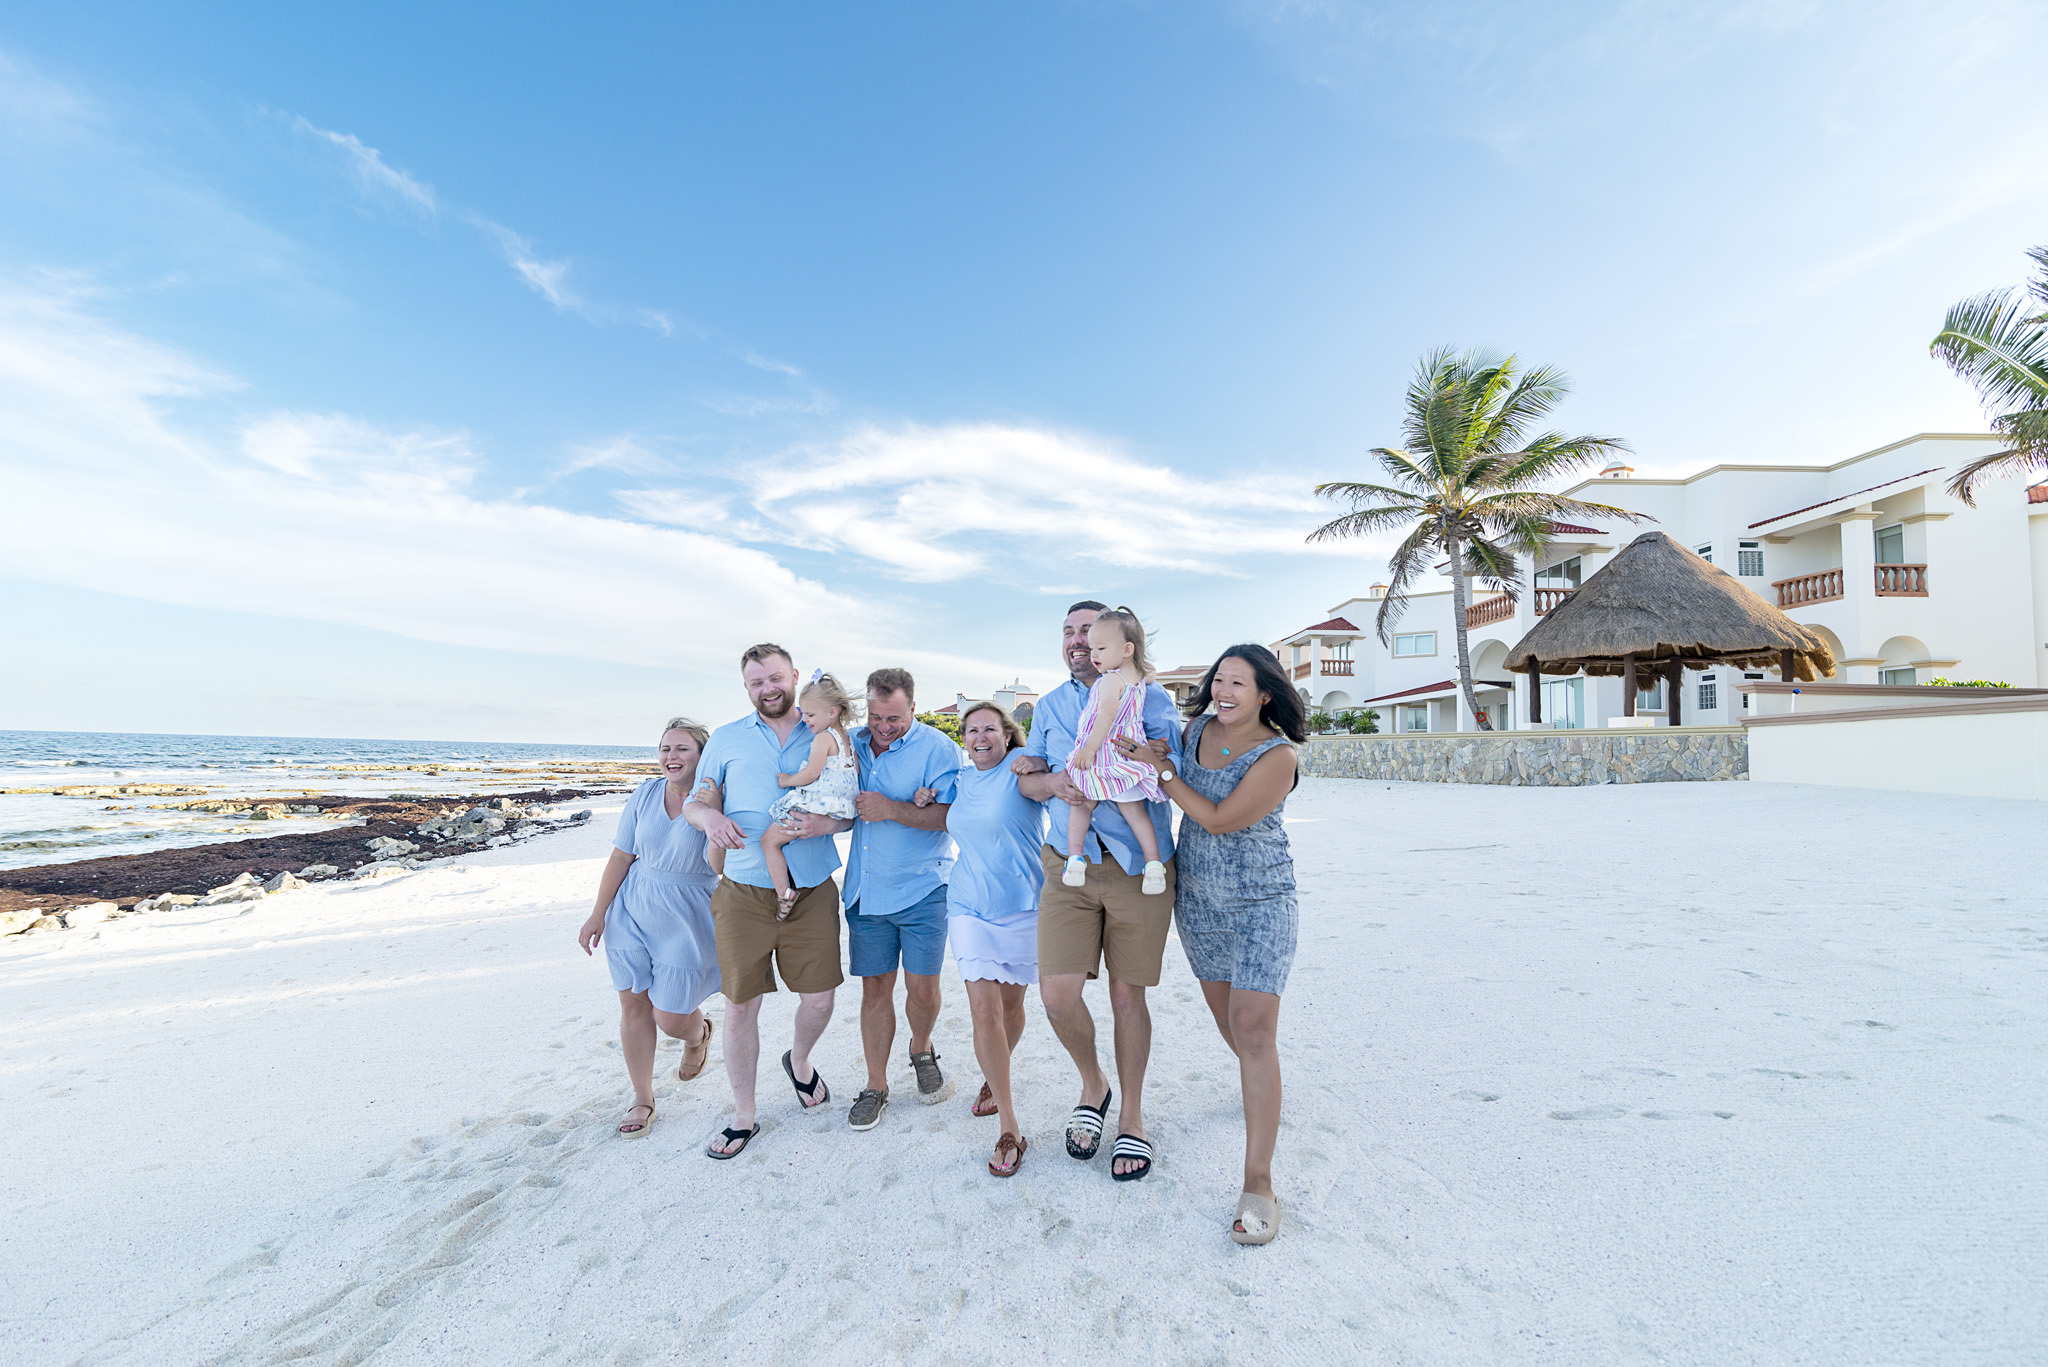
[1505,532,1837,681]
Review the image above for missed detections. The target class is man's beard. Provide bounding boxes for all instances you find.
[754,691,793,720]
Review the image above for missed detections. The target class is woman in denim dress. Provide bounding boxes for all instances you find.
[1116,644,1304,1246]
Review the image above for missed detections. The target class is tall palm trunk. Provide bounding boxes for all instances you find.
[1446,532,1493,730]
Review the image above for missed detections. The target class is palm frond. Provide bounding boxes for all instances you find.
[1944,444,2048,505]
[1477,363,1568,453]
[1305,503,1429,543]
[1930,289,2048,413]
[1374,523,1435,643]
[1498,432,1632,486]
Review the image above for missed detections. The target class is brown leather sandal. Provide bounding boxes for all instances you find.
[970,1081,997,1117]
[988,1131,1027,1178]
[677,1016,714,1082]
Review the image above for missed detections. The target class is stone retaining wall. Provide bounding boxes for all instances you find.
[1298,727,1748,786]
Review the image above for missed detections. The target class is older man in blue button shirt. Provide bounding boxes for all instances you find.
[842,667,960,1131]
[1012,600,1183,1179]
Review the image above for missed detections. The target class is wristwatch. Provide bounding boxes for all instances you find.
[1159,768,1176,784]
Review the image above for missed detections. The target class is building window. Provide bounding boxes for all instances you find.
[1738,541,1764,577]
[1695,543,1713,563]
[1543,676,1584,730]
[1698,674,1718,710]
[1880,667,1916,686]
[1535,556,1581,588]
[1741,671,1764,710]
[1392,632,1436,657]
[1329,640,1352,661]
[1874,524,1905,564]
[1400,704,1428,732]
[1635,678,1665,713]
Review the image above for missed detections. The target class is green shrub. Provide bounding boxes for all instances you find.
[1922,677,2014,689]
[1347,708,1381,734]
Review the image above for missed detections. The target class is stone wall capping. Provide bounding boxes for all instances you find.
[1298,728,1748,786]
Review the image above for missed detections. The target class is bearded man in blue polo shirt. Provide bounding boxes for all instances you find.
[1012,599,1183,1181]
[687,643,852,1159]
[842,667,961,1131]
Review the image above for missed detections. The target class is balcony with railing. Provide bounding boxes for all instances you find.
[1321,658,1354,675]
[1533,587,1572,615]
[1292,662,1310,681]
[1466,594,1514,627]
[1874,564,1928,596]
[1773,564,1929,608]
[1774,568,1844,607]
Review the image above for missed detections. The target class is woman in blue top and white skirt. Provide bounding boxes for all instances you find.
[577,718,723,1139]
[940,701,1047,1177]
[1116,645,1303,1245]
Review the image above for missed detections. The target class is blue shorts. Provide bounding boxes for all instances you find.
[846,884,949,978]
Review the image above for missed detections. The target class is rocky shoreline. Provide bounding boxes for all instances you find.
[0,787,625,934]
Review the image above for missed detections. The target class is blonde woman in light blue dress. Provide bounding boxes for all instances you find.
[577,719,723,1139]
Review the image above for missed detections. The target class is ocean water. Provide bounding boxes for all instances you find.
[0,730,652,872]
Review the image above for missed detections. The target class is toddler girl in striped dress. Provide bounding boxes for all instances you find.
[1063,607,1167,895]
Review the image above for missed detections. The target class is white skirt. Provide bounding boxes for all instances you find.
[948,907,1038,985]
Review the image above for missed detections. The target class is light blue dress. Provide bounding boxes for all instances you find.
[945,759,1047,984]
[604,778,721,1013]
[1172,715,1299,996]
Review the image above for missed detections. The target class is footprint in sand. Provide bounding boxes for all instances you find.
[1547,1105,1627,1121]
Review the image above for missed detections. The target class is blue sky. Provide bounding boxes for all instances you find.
[3,1,2044,743]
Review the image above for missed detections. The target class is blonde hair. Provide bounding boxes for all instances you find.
[659,716,710,750]
[958,701,1025,754]
[1091,607,1152,676]
[799,671,855,732]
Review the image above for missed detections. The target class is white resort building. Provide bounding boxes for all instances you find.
[1275,432,2048,732]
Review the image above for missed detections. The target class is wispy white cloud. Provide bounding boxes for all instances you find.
[558,434,671,478]
[0,281,1023,694]
[284,114,672,335]
[623,421,1344,584]
[285,115,437,219]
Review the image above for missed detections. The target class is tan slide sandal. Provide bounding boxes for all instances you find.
[1229,1192,1279,1245]
[677,1016,714,1081]
[618,1101,655,1140]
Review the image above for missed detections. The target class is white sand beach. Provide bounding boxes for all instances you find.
[4,779,2043,1365]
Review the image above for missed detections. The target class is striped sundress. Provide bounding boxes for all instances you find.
[1066,672,1165,805]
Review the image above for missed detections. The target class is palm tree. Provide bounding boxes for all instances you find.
[1308,348,1648,731]
[1931,246,2048,505]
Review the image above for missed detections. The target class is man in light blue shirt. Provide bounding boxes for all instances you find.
[1012,600,1184,1179]
[841,668,960,1130]
[687,643,851,1158]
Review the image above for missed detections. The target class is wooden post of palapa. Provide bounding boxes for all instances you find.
[1780,648,1795,682]
[1622,654,1637,717]
[1527,658,1542,724]
[1666,656,1683,726]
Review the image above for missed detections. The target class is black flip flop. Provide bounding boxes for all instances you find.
[1110,1133,1154,1182]
[705,1122,761,1160]
[783,1049,830,1109]
[1065,1088,1113,1160]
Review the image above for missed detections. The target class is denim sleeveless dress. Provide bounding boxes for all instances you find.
[1171,714,1299,995]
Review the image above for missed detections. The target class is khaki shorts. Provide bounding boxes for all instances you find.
[1035,844,1175,986]
[712,877,846,1004]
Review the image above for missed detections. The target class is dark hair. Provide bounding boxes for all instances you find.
[866,667,915,705]
[1186,644,1307,743]
[740,642,793,670]
[1066,599,1108,616]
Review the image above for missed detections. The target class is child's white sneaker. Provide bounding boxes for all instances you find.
[1062,856,1088,887]
[1141,860,1166,895]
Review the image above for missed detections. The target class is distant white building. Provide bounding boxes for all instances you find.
[1276,433,2048,732]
